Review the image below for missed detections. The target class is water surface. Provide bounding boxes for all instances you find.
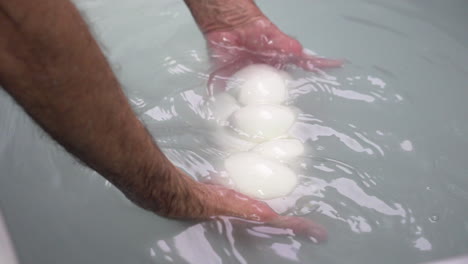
[0,0,467,263]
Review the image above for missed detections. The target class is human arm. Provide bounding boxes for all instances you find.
[0,0,326,240]
[184,0,342,91]
[0,0,264,219]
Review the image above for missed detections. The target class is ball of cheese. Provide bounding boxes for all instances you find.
[211,128,257,152]
[207,92,240,126]
[224,152,298,199]
[253,138,304,161]
[230,104,296,142]
[231,64,288,105]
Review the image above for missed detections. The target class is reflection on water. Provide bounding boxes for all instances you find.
[136,46,453,262]
[0,0,467,263]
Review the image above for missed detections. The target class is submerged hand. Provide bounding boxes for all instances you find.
[193,182,327,242]
[129,168,325,242]
[207,17,342,70]
[205,16,342,92]
[182,0,330,241]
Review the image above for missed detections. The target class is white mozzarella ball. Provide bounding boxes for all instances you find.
[211,128,257,152]
[231,64,288,105]
[278,70,293,86]
[224,152,298,199]
[253,138,304,161]
[230,104,296,142]
[208,92,240,126]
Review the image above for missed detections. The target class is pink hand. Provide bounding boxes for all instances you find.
[205,17,342,94]
[200,183,327,242]
[200,17,333,242]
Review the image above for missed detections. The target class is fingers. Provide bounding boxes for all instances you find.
[205,184,279,221]
[210,50,343,74]
[294,53,344,72]
[202,183,327,242]
[255,34,343,71]
[268,215,328,243]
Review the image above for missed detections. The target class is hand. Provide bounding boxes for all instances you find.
[183,2,331,241]
[199,16,331,241]
[191,182,328,242]
[206,16,343,93]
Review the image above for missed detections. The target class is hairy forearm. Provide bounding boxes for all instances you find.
[0,0,208,218]
[0,0,332,240]
[184,0,265,33]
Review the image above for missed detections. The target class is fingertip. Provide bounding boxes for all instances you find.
[269,216,328,243]
[311,58,345,68]
[306,224,328,243]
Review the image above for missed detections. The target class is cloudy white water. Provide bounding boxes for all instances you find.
[0,0,467,263]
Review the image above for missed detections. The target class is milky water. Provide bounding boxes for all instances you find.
[0,0,467,263]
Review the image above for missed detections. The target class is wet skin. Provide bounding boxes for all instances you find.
[0,0,341,242]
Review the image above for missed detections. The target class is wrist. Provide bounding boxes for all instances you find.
[131,162,206,218]
[201,11,265,34]
[184,0,266,34]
